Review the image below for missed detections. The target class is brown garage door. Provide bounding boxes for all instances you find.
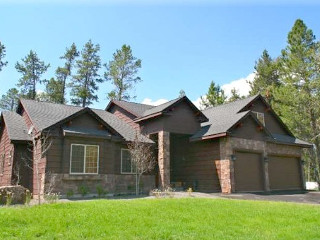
[268,156,302,191]
[234,151,264,192]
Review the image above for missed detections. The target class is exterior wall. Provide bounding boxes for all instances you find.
[109,105,140,130]
[68,112,104,129]
[219,136,303,193]
[20,108,33,130]
[231,116,268,141]
[140,101,201,135]
[246,99,288,135]
[32,138,47,197]
[0,123,14,186]
[158,131,170,188]
[48,174,155,196]
[170,135,221,192]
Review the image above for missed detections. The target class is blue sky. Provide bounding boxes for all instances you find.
[0,1,320,109]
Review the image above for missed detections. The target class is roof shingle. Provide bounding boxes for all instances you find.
[2,111,30,141]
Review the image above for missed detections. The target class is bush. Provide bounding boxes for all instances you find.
[151,188,175,198]
[78,185,89,197]
[66,189,74,198]
[25,189,31,205]
[44,193,60,203]
[96,185,107,198]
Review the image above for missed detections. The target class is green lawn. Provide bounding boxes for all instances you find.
[0,198,319,239]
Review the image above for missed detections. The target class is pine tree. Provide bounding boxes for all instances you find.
[228,88,242,102]
[249,50,280,103]
[51,43,79,104]
[275,19,320,182]
[15,50,50,100]
[105,45,142,101]
[179,89,186,97]
[0,41,8,72]
[0,88,20,111]
[43,78,64,103]
[70,40,102,107]
[200,81,226,108]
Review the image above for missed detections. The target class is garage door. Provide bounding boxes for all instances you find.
[234,151,264,192]
[268,156,302,191]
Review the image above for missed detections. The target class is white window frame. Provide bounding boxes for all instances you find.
[121,148,136,174]
[70,144,99,175]
[252,111,265,126]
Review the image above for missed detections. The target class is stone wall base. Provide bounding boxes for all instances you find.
[45,174,155,196]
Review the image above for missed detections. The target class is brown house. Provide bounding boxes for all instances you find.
[0,94,312,196]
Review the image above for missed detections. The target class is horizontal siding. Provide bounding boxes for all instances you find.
[0,123,14,186]
[170,135,221,192]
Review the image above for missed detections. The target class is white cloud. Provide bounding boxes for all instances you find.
[221,72,255,97]
[192,97,204,110]
[141,98,168,106]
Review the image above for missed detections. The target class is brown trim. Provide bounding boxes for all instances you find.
[190,132,227,142]
[105,101,140,117]
[133,112,163,122]
[266,139,312,148]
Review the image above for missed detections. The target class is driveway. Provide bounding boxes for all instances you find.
[218,191,320,204]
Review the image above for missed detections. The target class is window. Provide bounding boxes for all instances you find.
[121,149,136,174]
[70,144,99,174]
[252,111,265,126]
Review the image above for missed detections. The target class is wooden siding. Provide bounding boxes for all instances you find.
[248,99,288,135]
[0,123,14,186]
[170,134,221,192]
[141,101,201,135]
[45,134,125,175]
[109,105,140,130]
[67,112,104,130]
[231,116,267,141]
[20,107,33,130]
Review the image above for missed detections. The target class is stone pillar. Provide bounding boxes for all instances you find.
[215,160,232,194]
[158,131,170,189]
[263,155,270,192]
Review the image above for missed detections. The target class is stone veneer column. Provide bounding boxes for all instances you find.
[158,131,170,189]
[215,160,232,194]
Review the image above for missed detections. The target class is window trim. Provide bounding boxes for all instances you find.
[252,111,265,126]
[69,144,99,175]
[121,148,136,174]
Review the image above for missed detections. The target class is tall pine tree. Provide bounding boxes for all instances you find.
[275,19,320,182]
[249,50,280,103]
[70,40,102,107]
[105,44,142,101]
[0,41,8,72]
[0,88,20,111]
[15,50,50,100]
[200,81,226,108]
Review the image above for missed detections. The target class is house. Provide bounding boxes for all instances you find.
[0,94,312,196]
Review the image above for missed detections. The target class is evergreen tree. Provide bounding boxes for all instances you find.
[15,50,50,100]
[43,78,64,103]
[70,40,102,107]
[0,88,20,111]
[179,89,186,97]
[249,50,280,103]
[228,88,242,102]
[105,44,142,101]
[275,19,320,182]
[52,43,79,104]
[200,81,226,108]
[0,41,8,72]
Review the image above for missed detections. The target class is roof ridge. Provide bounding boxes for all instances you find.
[202,94,259,112]
[20,98,84,109]
[113,99,155,108]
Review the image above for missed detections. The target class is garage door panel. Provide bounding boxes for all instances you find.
[269,156,302,190]
[234,152,264,192]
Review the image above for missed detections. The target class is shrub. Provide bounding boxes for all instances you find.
[66,189,74,198]
[187,187,193,197]
[78,185,89,197]
[96,185,107,198]
[44,193,60,203]
[25,190,31,205]
[6,191,13,206]
[0,185,28,205]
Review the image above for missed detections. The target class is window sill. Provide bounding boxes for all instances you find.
[62,174,102,181]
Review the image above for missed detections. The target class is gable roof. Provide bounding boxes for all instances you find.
[105,100,154,117]
[18,99,152,143]
[1,111,31,142]
[191,94,293,141]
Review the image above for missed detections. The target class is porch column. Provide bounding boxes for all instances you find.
[158,131,170,189]
[300,158,306,190]
[215,159,232,194]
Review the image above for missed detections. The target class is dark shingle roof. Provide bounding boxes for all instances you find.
[21,99,83,131]
[190,95,259,140]
[108,100,154,117]
[2,111,30,141]
[272,134,312,147]
[92,109,153,143]
[20,99,152,143]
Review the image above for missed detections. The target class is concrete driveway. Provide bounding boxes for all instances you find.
[219,191,320,204]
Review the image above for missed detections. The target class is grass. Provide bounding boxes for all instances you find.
[0,198,319,239]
